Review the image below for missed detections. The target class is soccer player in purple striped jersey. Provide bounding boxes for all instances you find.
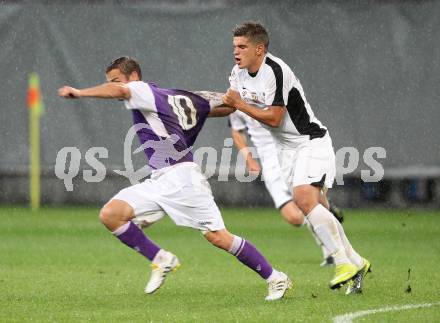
[58,56,292,301]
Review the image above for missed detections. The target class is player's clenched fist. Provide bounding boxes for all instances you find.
[222,89,242,108]
[58,86,81,98]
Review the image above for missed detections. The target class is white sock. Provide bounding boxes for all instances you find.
[152,249,167,263]
[111,222,130,236]
[228,235,244,256]
[304,217,331,259]
[334,219,363,268]
[307,204,350,265]
[266,269,281,282]
[319,243,331,260]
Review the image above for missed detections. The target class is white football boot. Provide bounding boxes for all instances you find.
[145,250,180,294]
[265,272,293,301]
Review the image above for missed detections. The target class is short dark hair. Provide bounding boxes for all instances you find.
[233,21,269,50]
[105,56,142,80]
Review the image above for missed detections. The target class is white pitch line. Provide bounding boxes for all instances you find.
[333,302,440,323]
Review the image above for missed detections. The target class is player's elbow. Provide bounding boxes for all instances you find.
[110,83,131,99]
[120,86,131,99]
[265,106,285,127]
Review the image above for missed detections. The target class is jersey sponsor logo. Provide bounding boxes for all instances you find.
[240,88,265,106]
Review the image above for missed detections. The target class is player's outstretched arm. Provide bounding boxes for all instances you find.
[222,89,285,127]
[208,106,236,117]
[58,82,131,100]
[193,90,236,117]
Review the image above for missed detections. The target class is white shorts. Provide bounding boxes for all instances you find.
[111,162,225,232]
[259,149,292,209]
[278,133,336,191]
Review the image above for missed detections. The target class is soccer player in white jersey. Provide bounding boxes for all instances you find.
[58,56,292,301]
[229,110,344,266]
[222,22,370,294]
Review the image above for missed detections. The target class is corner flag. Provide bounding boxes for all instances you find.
[27,73,44,210]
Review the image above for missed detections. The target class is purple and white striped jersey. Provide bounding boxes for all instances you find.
[124,81,211,170]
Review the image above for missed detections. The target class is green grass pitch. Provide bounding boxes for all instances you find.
[1,207,439,322]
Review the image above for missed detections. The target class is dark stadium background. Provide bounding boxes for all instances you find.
[1,0,439,208]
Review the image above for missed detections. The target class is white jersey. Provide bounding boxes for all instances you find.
[229,53,327,149]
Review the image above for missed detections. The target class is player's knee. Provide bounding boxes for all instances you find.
[291,217,305,227]
[99,200,134,228]
[99,206,117,226]
[294,199,315,215]
[294,188,320,214]
[280,202,304,227]
[281,210,304,227]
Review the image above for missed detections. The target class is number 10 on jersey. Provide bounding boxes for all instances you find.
[168,95,197,130]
